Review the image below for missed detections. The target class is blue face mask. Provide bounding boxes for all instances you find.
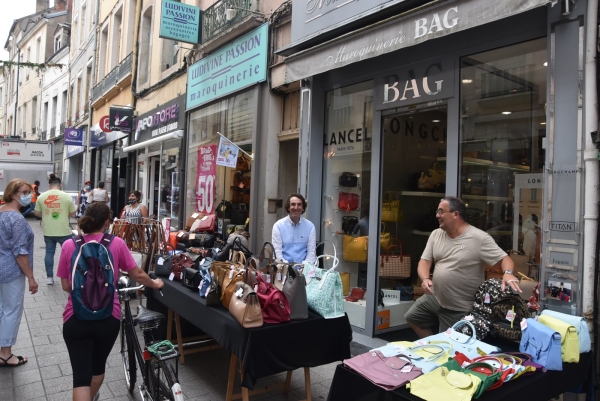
[85,186,92,190]
[18,194,32,207]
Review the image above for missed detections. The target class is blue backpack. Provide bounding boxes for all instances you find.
[70,234,115,320]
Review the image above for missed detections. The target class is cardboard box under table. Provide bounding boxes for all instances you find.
[148,279,352,401]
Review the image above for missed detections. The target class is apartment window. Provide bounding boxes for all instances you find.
[36,37,41,62]
[26,48,31,81]
[111,7,123,69]
[85,64,92,108]
[42,102,48,131]
[161,40,178,72]
[0,87,3,108]
[68,83,74,122]
[126,0,136,54]
[139,7,153,84]
[76,75,82,117]
[51,96,58,130]
[55,36,62,52]
[22,103,27,135]
[98,25,109,79]
[81,2,87,45]
[32,97,37,133]
[61,90,67,123]
[72,17,78,49]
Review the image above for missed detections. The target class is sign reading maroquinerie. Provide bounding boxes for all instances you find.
[160,0,201,44]
[285,0,552,84]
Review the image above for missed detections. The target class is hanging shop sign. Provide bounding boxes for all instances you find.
[186,23,268,110]
[0,140,53,162]
[216,136,240,168]
[284,0,553,84]
[134,95,185,142]
[64,128,84,146]
[159,0,201,44]
[100,115,112,132]
[109,107,134,133]
[196,144,217,214]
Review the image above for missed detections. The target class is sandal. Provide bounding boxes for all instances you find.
[0,354,28,367]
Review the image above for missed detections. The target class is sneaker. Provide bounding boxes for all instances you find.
[46,277,54,285]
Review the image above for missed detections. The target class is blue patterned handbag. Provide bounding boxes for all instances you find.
[303,251,344,319]
[198,257,213,298]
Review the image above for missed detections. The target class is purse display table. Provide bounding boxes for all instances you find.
[148,279,353,398]
[326,343,593,401]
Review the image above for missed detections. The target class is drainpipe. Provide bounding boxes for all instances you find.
[13,48,20,136]
[582,0,598,335]
[84,0,100,184]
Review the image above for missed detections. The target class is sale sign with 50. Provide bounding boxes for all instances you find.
[196,145,217,214]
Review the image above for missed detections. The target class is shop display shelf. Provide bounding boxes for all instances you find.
[413,230,432,236]
[463,194,512,201]
[401,191,445,197]
[437,156,531,172]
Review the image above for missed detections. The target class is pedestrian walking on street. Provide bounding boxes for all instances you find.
[22,180,40,218]
[34,174,77,285]
[58,202,164,401]
[0,179,38,367]
[76,179,92,218]
[88,181,109,203]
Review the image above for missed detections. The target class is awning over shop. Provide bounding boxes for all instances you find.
[283,0,555,84]
[121,130,183,153]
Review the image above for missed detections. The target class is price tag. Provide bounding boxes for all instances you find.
[157,257,164,266]
[484,293,491,304]
[393,345,407,353]
[192,213,199,218]
[169,272,175,281]
[521,319,528,330]
[415,340,428,346]
[265,274,271,283]
[199,279,204,289]
[254,284,258,292]
[210,271,214,277]
[180,272,184,280]
[463,314,474,321]
[506,310,515,322]
[235,288,244,298]
[308,269,316,278]
[400,365,413,373]
[201,216,208,221]
[200,258,205,266]
[276,272,282,281]
[461,361,470,368]
[205,286,211,297]
[282,276,287,286]
[444,328,453,337]
[177,232,185,238]
[229,270,234,279]
[189,234,196,240]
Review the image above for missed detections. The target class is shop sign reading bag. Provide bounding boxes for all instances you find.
[540,309,590,353]
[381,191,404,223]
[519,318,563,371]
[342,235,368,262]
[379,238,411,278]
[537,314,579,363]
[338,192,359,211]
[303,245,345,319]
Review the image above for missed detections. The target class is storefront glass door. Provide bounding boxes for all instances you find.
[377,104,448,331]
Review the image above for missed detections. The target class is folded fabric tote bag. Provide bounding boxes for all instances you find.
[407,365,482,401]
[421,320,501,360]
[541,309,590,353]
[343,350,422,391]
[519,318,563,371]
[538,314,579,363]
[303,246,344,319]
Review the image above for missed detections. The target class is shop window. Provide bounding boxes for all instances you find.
[158,145,181,227]
[321,81,373,329]
[186,89,255,226]
[460,38,547,279]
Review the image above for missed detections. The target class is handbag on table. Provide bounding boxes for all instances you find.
[229,282,263,328]
[541,309,590,353]
[182,267,201,291]
[379,238,411,278]
[407,364,482,401]
[303,244,345,319]
[519,318,563,371]
[205,279,221,306]
[190,232,215,249]
[338,192,359,211]
[343,351,422,391]
[170,254,195,282]
[381,191,404,223]
[538,314,580,363]
[380,222,391,251]
[421,320,501,360]
[198,263,212,298]
[282,264,308,320]
[154,251,174,278]
[342,235,368,262]
[339,172,358,187]
[254,272,291,324]
[221,269,246,310]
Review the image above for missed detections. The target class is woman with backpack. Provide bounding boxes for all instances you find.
[56,202,164,401]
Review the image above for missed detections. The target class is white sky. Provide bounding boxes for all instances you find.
[0,1,42,61]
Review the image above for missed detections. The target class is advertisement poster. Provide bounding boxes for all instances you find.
[196,145,216,214]
[216,136,239,168]
[64,128,84,146]
[109,107,134,133]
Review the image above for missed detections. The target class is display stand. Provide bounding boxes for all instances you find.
[166,309,221,364]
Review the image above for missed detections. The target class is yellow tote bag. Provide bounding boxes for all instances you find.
[380,222,391,251]
[381,191,405,223]
[538,314,580,363]
[342,235,368,262]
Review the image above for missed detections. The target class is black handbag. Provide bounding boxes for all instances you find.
[154,254,174,277]
[341,216,359,234]
[182,267,201,291]
[339,172,358,187]
[231,208,248,225]
[216,200,233,219]
[216,236,252,261]
[190,232,215,248]
[205,280,221,305]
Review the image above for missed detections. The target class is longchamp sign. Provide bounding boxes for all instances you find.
[284,0,553,84]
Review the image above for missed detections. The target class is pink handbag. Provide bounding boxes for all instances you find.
[344,350,423,391]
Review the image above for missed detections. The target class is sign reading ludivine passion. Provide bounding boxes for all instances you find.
[159,0,201,44]
[186,23,268,110]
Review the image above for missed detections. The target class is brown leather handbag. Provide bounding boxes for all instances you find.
[171,254,194,282]
[229,282,263,328]
[221,270,246,310]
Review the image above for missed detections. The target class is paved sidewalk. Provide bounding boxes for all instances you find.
[2,218,341,401]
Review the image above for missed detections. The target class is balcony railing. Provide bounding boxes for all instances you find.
[91,52,134,104]
[203,0,255,43]
[50,126,56,138]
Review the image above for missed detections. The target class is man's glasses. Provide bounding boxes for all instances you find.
[435,209,452,216]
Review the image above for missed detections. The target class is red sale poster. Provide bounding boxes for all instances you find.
[196,145,217,214]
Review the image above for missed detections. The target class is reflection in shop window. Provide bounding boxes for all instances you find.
[460,38,546,280]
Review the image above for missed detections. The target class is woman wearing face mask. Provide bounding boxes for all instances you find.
[0,179,38,367]
[120,190,149,223]
[76,180,92,218]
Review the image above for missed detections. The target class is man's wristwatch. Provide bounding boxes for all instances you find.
[503,270,514,275]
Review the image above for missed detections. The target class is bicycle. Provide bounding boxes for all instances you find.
[117,274,183,401]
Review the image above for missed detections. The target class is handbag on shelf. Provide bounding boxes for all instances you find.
[520,318,563,371]
[235,154,251,171]
[190,232,215,249]
[229,282,263,328]
[344,287,365,302]
[344,351,422,391]
[338,192,359,211]
[381,191,404,223]
[191,214,216,233]
[282,264,308,320]
[182,267,201,291]
[395,284,414,301]
[342,235,368,263]
[303,245,345,319]
[339,172,358,187]
[255,272,291,324]
[216,200,233,219]
[417,171,435,190]
[171,254,195,282]
[339,272,350,295]
[341,216,359,235]
[540,309,591,353]
[538,315,580,363]
[379,238,411,278]
[231,207,248,225]
[380,222,391,251]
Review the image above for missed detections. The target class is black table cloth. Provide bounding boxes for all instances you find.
[327,346,594,401]
[148,278,353,388]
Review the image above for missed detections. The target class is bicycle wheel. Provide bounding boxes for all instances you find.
[146,358,178,401]
[120,322,137,394]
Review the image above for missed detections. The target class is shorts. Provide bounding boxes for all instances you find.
[404,294,468,333]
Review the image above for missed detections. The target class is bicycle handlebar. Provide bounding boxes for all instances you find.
[118,285,145,293]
